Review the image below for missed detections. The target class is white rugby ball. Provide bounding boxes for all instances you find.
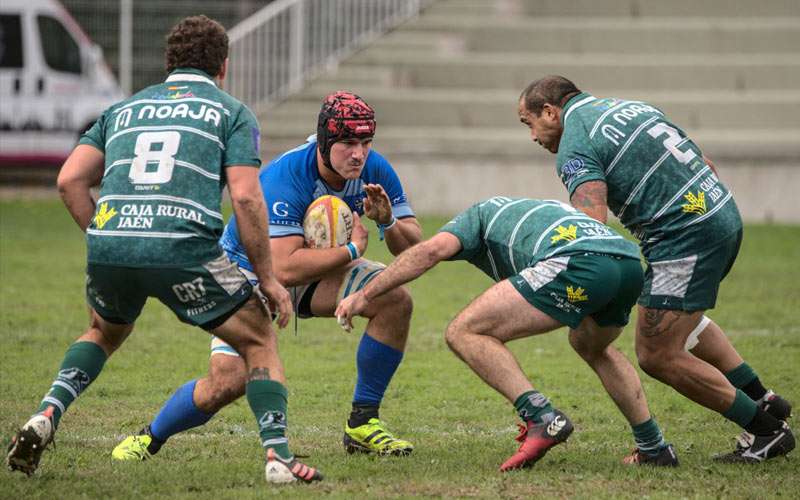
[303,195,354,248]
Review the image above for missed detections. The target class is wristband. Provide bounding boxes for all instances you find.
[377,216,397,241]
[345,241,360,261]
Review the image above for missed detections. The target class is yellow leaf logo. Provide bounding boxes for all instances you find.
[94,202,118,229]
[682,190,707,215]
[551,224,578,244]
[566,285,588,303]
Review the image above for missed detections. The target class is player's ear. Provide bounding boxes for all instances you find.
[217,58,229,86]
[543,103,558,122]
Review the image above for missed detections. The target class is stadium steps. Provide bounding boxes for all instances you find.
[381,16,800,54]
[424,0,800,18]
[265,88,800,130]
[255,0,800,220]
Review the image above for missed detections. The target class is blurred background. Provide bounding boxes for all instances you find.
[1,0,798,221]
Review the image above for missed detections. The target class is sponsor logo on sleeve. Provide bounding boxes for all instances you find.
[681,190,707,215]
[550,224,578,244]
[560,158,588,184]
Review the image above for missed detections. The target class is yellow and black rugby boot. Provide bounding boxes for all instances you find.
[343,418,413,456]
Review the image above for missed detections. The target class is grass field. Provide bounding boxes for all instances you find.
[1,198,798,499]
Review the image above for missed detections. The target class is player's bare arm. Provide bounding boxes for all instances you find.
[703,155,718,175]
[362,183,422,255]
[227,166,292,328]
[57,144,105,231]
[570,180,609,224]
[335,232,461,330]
[270,213,369,287]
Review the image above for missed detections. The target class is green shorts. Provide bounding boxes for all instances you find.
[86,253,253,329]
[509,254,644,329]
[638,229,742,312]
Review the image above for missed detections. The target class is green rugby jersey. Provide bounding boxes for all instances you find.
[80,68,261,267]
[439,197,640,281]
[556,92,741,259]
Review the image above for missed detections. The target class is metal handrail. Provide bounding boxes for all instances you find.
[227,0,427,113]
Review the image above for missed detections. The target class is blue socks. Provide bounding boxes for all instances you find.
[150,380,214,442]
[352,333,403,406]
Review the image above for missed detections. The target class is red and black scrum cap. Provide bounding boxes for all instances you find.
[317,91,376,168]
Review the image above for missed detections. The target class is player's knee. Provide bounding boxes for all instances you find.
[635,346,671,379]
[389,285,413,318]
[444,317,468,353]
[569,334,600,363]
[370,285,413,320]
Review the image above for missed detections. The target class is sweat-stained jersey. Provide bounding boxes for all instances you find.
[439,196,640,281]
[220,136,414,272]
[556,93,742,260]
[80,68,261,267]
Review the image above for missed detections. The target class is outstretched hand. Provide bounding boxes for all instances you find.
[362,184,393,225]
[335,290,369,332]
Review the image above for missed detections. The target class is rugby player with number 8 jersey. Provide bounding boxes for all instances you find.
[6,15,323,484]
[111,91,424,464]
[518,75,794,463]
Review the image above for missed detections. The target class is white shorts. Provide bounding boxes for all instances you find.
[210,259,386,357]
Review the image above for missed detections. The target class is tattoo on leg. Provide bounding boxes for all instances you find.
[640,309,684,338]
[248,368,270,381]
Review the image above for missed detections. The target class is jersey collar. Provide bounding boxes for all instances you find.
[562,92,596,126]
[165,68,217,86]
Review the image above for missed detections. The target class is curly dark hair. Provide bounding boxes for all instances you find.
[165,15,228,77]
[520,75,581,116]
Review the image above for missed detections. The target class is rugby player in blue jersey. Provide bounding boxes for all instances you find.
[112,91,423,461]
[517,75,794,463]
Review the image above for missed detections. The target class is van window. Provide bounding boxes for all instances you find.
[37,15,81,74]
[0,14,24,68]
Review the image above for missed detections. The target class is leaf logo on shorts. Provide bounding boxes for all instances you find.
[551,224,577,244]
[566,286,588,303]
[682,190,707,215]
[94,202,118,229]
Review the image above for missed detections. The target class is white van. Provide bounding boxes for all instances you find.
[0,0,123,167]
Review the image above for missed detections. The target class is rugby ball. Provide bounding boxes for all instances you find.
[303,195,354,248]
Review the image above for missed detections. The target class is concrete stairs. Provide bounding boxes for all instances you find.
[256,0,800,221]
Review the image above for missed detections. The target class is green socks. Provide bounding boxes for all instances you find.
[246,379,291,459]
[722,389,759,428]
[631,418,667,457]
[514,390,554,424]
[725,362,768,402]
[38,341,108,428]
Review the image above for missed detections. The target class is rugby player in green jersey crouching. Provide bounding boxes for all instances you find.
[6,15,322,484]
[517,75,794,463]
[336,197,679,470]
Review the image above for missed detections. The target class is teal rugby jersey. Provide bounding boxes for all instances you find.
[79,68,261,267]
[439,197,640,281]
[556,93,741,259]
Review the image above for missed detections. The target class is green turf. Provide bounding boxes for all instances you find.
[1,199,798,499]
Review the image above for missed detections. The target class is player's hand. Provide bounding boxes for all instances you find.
[258,276,293,329]
[335,290,369,332]
[362,184,393,225]
[351,213,369,256]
